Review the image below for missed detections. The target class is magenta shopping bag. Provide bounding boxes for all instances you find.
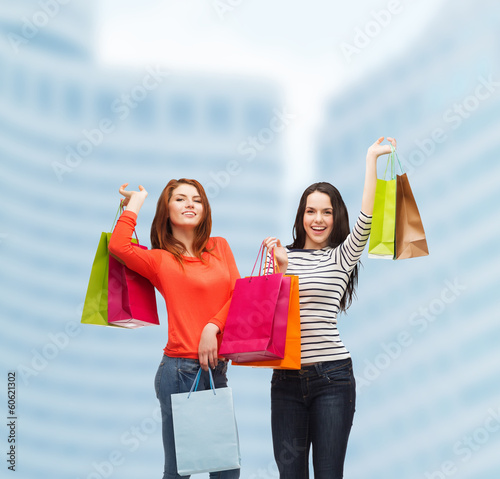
[107,243,160,328]
[219,245,290,362]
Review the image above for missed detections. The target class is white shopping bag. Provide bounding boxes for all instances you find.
[171,368,241,475]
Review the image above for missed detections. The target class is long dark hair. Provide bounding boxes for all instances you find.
[150,179,212,263]
[289,182,359,312]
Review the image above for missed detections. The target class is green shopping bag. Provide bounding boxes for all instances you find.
[81,205,136,327]
[81,232,118,326]
[368,148,398,259]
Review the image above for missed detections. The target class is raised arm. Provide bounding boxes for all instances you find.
[361,137,397,216]
[108,183,158,283]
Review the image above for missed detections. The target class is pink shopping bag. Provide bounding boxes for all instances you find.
[219,245,290,362]
[107,243,160,328]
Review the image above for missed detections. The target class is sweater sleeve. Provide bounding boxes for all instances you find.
[338,211,372,272]
[108,210,159,285]
[209,238,240,332]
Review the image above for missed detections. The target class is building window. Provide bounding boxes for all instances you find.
[243,101,273,134]
[12,66,27,106]
[63,82,83,121]
[205,97,232,134]
[36,76,53,115]
[167,95,195,132]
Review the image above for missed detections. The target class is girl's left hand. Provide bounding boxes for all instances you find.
[366,136,397,160]
[198,323,220,371]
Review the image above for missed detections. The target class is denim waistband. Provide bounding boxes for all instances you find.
[162,355,228,363]
[275,358,352,378]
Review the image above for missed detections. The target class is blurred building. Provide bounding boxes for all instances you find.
[0,2,286,478]
[3,1,500,479]
[316,1,499,216]
[0,0,286,265]
[315,1,500,478]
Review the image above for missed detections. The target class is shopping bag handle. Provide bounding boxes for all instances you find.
[111,201,139,244]
[248,243,282,281]
[264,247,279,275]
[249,243,266,278]
[187,368,216,398]
[383,144,404,180]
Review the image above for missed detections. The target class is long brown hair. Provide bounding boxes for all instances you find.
[288,182,359,313]
[150,179,212,263]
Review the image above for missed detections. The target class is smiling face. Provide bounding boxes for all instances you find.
[302,191,334,249]
[168,183,203,229]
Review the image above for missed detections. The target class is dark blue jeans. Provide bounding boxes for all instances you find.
[271,358,356,479]
[154,355,240,479]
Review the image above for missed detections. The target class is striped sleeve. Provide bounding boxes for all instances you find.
[338,211,372,272]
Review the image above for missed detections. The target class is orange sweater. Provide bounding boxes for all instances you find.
[108,210,240,359]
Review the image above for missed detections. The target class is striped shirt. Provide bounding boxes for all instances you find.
[285,212,372,364]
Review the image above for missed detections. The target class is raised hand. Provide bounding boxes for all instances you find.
[118,183,148,214]
[366,136,397,160]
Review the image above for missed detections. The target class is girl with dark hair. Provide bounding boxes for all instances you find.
[108,179,240,479]
[263,137,396,478]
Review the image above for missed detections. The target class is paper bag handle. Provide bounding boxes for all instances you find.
[187,368,216,398]
[110,201,140,244]
[264,247,280,275]
[383,145,404,180]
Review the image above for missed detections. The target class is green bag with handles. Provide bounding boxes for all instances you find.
[81,231,118,326]
[81,205,137,327]
[368,147,398,259]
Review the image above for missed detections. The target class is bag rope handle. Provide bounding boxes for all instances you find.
[187,368,216,398]
[383,144,404,180]
[264,247,280,275]
[110,200,140,244]
[249,242,282,281]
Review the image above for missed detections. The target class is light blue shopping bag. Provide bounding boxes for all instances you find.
[171,368,241,475]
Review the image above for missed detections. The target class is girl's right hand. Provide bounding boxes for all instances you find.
[118,183,148,214]
[263,237,288,273]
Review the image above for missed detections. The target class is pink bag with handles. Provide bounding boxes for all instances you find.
[107,243,160,328]
[219,245,290,362]
[106,204,160,329]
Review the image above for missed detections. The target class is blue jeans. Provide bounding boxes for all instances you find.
[271,358,356,479]
[154,355,240,479]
